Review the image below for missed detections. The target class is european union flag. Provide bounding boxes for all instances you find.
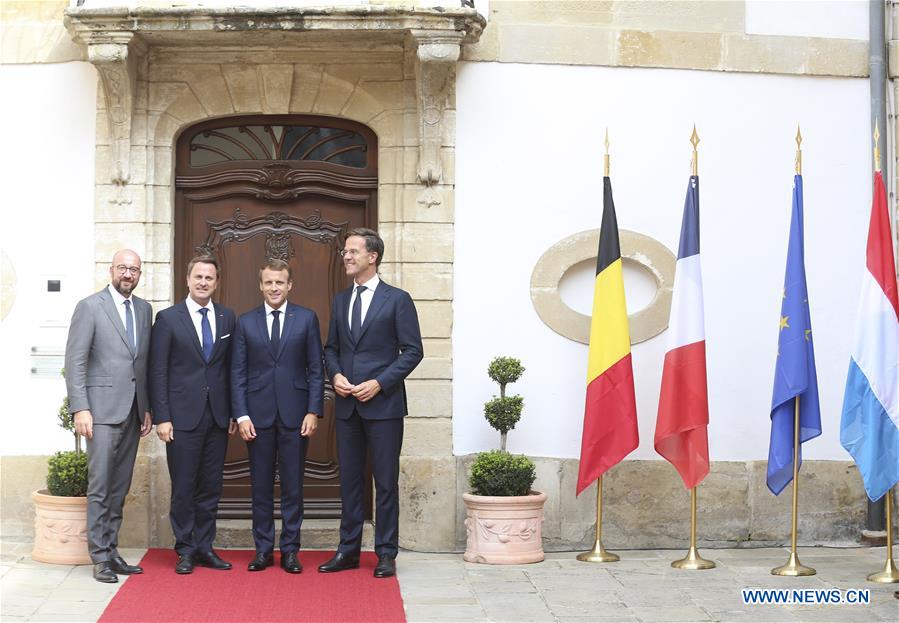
[767,175,822,495]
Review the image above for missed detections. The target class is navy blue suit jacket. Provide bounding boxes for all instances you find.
[324,281,423,420]
[149,301,236,431]
[231,302,325,429]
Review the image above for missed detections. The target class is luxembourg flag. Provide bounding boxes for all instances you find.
[654,175,710,489]
[840,170,899,502]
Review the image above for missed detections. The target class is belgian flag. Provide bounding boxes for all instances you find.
[576,176,639,495]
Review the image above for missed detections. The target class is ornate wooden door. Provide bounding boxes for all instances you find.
[174,115,377,519]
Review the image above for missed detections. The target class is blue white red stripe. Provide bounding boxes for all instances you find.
[655,176,710,489]
[840,171,899,502]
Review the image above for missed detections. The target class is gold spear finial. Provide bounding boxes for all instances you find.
[795,125,802,175]
[604,127,610,177]
[690,124,700,176]
[874,120,881,173]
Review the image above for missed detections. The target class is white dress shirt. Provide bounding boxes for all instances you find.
[264,302,286,339]
[107,284,138,347]
[347,274,380,329]
[185,297,216,345]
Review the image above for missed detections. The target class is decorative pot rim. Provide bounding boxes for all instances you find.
[32,489,88,504]
[462,490,547,504]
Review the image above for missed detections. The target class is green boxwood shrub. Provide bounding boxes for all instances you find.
[47,451,88,497]
[469,449,536,497]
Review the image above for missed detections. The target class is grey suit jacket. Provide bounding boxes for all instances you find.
[65,288,153,425]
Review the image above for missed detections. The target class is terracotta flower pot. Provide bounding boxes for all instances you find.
[31,490,91,565]
[463,490,547,564]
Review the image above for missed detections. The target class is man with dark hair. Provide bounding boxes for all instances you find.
[149,256,236,574]
[231,258,324,573]
[65,249,154,583]
[319,228,423,578]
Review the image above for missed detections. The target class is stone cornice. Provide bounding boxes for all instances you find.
[64,5,485,46]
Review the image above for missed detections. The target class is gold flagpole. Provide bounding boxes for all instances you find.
[578,474,619,562]
[670,126,715,571]
[578,130,618,564]
[866,124,898,583]
[772,127,815,577]
[867,488,899,582]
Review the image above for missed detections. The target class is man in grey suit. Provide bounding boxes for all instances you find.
[65,249,154,583]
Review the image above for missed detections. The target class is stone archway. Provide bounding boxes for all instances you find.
[66,5,484,552]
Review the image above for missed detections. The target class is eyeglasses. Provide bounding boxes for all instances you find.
[338,249,366,258]
[114,265,141,276]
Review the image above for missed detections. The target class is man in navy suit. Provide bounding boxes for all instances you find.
[149,256,237,574]
[319,228,423,578]
[231,258,324,573]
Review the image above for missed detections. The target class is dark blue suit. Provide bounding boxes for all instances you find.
[324,281,422,558]
[231,303,324,555]
[149,301,235,557]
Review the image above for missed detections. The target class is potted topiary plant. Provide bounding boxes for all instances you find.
[32,370,91,564]
[463,356,547,564]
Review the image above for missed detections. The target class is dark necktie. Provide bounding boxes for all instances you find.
[351,285,367,342]
[271,309,281,354]
[124,299,135,349]
[200,308,213,362]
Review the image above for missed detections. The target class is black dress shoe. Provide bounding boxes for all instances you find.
[280,551,302,574]
[109,555,143,575]
[373,555,396,578]
[93,562,118,583]
[317,551,360,573]
[194,551,232,570]
[247,552,274,571]
[175,554,194,575]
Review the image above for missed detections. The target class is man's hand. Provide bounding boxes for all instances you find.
[332,373,354,398]
[239,419,257,441]
[141,411,153,437]
[351,379,381,403]
[228,420,238,436]
[74,410,93,439]
[156,421,174,443]
[300,413,318,437]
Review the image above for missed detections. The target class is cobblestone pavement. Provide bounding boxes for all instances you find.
[2,542,897,622]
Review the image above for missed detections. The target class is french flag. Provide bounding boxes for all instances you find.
[655,175,710,489]
[840,170,899,502]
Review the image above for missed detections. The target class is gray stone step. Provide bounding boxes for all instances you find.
[216,518,374,550]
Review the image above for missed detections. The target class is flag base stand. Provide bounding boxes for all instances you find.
[867,490,898,583]
[671,545,715,570]
[671,488,715,570]
[577,475,619,563]
[771,551,816,577]
[771,398,816,577]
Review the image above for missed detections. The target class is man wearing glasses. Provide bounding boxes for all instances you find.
[65,249,154,583]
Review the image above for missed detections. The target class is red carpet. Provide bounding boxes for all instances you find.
[99,550,406,623]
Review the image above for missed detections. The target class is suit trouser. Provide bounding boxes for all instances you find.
[247,418,308,554]
[85,400,140,564]
[336,410,404,558]
[166,403,228,556]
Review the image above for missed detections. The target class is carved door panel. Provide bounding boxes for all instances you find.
[174,116,377,519]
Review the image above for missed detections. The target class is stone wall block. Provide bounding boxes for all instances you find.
[400,222,454,263]
[399,456,456,552]
[0,0,84,64]
[94,145,113,185]
[153,146,174,187]
[402,417,453,456]
[499,24,616,67]
[143,262,173,303]
[559,458,598,547]
[401,186,454,223]
[347,80,404,119]
[422,338,451,360]
[401,262,453,300]
[377,147,402,185]
[119,453,151,548]
[150,185,173,224]
[532,457,562,543]
[806,38,868,77]
[259,64,294,113]
[611,0,743,33]
[289,64,324,113]
[128,144,148,186]
[408,355,452,380]
[369,110,407,148]
[454,454,476,547]
[377,183,400,223]
[416,301,453,338]
[406,379,452,418]
[94,223,150,262]
[150,65,234,117]
[723,35,807,75]
[146,223,173,264]
[312,73,355,116]
[617,30,722,71]
[95,184,148,223]
[95,111,112,147]
[147,113,183,149]
[0,456,48,543]
[221,65,262,112]
[149,455,174,548]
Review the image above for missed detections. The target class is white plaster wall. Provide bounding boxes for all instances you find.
[746,0,869,40]
[453,61,871,462]
[0,62,97,455]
